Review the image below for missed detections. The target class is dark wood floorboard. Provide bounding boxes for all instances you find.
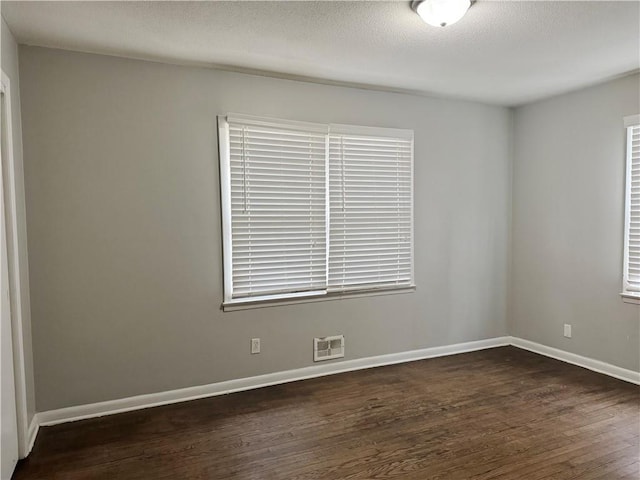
[13,346,640,479]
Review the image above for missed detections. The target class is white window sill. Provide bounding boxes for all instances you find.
[620,293,640,305]
[222,286,416,312]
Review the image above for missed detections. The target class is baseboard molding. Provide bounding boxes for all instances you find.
[510,337,640,385]
[37,336,510,427]
[32,335,639,449]
[24,415,39,457]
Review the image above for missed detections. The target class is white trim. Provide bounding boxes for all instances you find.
[36,336,509,426]
[409,133,415,287]
[26,335,640,451]
[329,123,414,140]
[624,114,640,128]
[218,114,415,308]
[222,286,415,312]
[622,121,639,295]
[25,416,39,456]
[223,289,327,309]
[0,71,30,459]
[620,293,640,304]
[324,131,331,293]
[509,337,640,385]
[217,116,234,304]
[226,113,328,134]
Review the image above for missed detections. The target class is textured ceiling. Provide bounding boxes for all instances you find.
[2,1,639,106]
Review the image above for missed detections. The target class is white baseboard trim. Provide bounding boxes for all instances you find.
[510,337,640,385]
[31,335,639,451]
[37,336,510,427]
[24,415,39,457]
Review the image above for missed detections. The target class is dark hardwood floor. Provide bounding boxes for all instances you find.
[13,346,640,479]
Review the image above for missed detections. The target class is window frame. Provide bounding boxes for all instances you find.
[218,114,415,311]
[622,114,640,302]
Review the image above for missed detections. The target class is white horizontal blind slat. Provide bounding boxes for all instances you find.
[625,124,640,293]
[228,120,328,298]
[328,132,414,292]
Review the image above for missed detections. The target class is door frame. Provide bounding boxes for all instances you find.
[1,70,30,458]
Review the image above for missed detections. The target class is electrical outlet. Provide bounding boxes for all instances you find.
[251,338,260,354]
[563,324,572,338]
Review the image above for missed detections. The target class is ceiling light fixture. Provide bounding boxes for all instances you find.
[412,0,472,28]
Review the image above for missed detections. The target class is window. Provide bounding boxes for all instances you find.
[623,114,640,298]
[218,114,414,309]
[327,125,413,292]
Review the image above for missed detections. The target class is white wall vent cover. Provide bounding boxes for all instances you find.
[314,335,345,362]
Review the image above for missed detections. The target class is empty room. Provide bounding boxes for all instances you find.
[0,1,639,479]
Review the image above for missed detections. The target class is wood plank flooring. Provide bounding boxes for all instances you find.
[13,346,640,479]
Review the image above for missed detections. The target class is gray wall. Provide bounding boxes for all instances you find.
[1,16,36,428]
[19,47,511,412]
[511,73,640,372]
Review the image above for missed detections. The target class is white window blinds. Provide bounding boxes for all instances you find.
[219,114,414,306]
[223,115,328,299]
[328,127,414,292]
[624,118,640,294]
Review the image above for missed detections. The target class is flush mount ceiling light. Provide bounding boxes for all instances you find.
[412,0,473,28]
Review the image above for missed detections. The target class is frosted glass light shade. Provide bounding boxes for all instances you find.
[416,0,471,27]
